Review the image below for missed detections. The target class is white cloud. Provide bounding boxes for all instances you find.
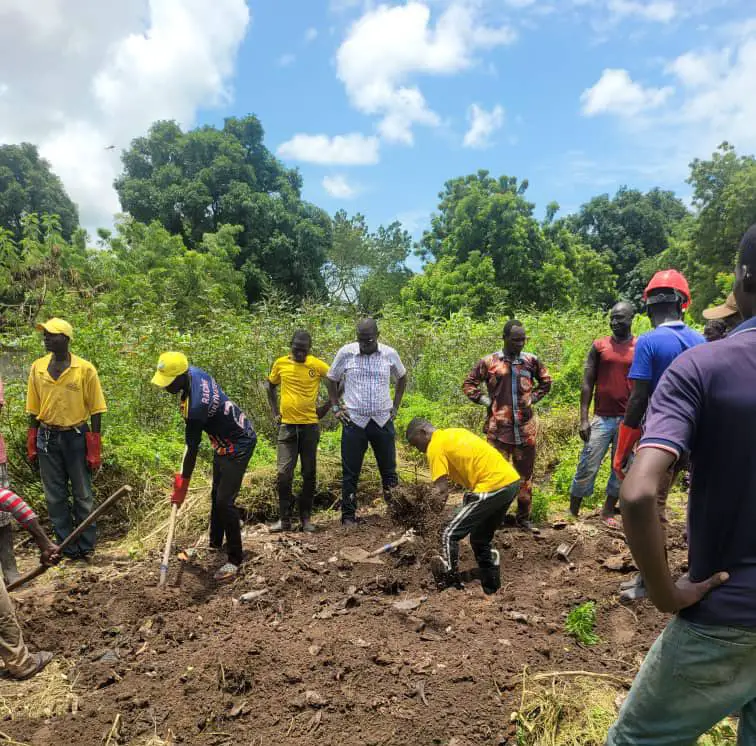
[323,174,358,199]
[277,133,380,165]
[581,68,673,116]
[463,103,505,148]
[336,1,516,145]
[0,0,251,231]
[504,0,537,7]
[305,27,319,42]
[607,0,677,23]
[278,53,296,67]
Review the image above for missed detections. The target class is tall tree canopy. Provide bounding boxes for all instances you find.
[324,210,412,313]
[569,186,689,298]
[411,170,614,315]
[0,143,79,241]
[685,142,756,313]
[114,116,331,303]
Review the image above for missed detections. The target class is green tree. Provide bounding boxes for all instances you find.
[416,171,614,312]
[324,211,412,313]
[114,116,331,304]
[569,186,689,296]
[92,219,247,324]
[687,142,756,314]
[401,251,503,318]
[0,144,79,241]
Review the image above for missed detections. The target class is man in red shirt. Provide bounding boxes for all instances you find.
[569,302,635,526]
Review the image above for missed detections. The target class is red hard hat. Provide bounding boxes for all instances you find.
[643,269,691,309]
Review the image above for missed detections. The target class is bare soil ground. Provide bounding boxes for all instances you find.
[1,501,686,746]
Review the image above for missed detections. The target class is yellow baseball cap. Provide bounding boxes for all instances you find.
[151,351,189,387]
[36,318,73,339]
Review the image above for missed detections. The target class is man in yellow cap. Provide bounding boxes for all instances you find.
[151,352,256,582]
[26,318,106,560]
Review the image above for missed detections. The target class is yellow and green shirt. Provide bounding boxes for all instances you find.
[26,354,107,427]
[426,428,519,494]
[268,355,329,425]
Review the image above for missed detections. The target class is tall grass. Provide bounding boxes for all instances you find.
[0,296,641,522]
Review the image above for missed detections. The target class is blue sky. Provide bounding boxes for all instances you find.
[198,0,756,243]
[3,0,755,243]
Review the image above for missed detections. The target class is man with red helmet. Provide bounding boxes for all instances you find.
[613,269,704,601]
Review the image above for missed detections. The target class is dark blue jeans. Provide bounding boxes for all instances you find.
[341,419,398,521]
[37,426,95,557]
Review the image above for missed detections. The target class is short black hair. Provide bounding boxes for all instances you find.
[503,319,524,338]
[406,417,432,441]
[704,319,727,337]
[738,224,756,270]
[291,329,312,345]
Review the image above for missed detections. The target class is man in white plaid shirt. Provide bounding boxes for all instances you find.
[326,319,408,526]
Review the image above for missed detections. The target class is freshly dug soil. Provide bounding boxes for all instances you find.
[5,501,684,746]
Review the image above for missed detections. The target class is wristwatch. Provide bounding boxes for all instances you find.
[331,404,341,414]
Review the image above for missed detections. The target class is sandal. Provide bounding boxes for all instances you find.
[213,562,239,583]
[13,651,54,681]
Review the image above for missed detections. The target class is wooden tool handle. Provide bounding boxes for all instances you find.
[159,503,179,588]
[7,484,133,592]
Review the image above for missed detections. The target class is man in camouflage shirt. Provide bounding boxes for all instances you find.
[463,319,552,531]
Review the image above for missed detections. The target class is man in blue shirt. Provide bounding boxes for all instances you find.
[613,269,704,601]
[152,352,256,582]
[606,225,756,745]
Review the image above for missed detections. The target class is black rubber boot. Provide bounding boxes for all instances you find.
[269,520,292,533]
[569,494,582,518]
[270,496,293,533]
[480,549,501,595]
[430,556,464,591]
[0,525,20,585]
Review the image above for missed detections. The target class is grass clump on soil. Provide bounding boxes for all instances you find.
[513,673,618,746]
[565,601,600,646]
[0,660,77,722]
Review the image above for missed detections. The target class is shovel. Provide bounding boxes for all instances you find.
[159,504,178,588]
[8,485,132,592]
[555,538,579,562]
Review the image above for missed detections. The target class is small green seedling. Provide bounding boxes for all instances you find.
[565,601,600,646]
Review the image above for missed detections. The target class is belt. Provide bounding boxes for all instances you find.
[40,422,85,432]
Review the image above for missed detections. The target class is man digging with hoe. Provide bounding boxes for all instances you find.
[406,418,520,595]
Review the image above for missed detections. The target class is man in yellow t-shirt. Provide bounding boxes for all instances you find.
[25,318,107,559]
[266,330,330,533]
[406,418,520,594]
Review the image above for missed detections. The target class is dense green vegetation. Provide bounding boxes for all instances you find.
[1,112,755,528]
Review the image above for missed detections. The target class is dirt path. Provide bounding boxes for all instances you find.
[3,511,684,745]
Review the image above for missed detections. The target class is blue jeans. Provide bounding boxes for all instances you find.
[607,616,756,745]
[341,419,398,521]
[570,415,622,500]
[37,426,95,557]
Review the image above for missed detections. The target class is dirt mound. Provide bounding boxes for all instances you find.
[2,507,684,746]
[388,483,446,536]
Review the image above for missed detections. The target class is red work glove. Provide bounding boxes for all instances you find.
[613,424,642,482]
[26,428,38,462]
[85,432,102,471]
[171,474,190,507]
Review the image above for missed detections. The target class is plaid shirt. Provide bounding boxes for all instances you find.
[327,343,406,428]
[463,350,552,447]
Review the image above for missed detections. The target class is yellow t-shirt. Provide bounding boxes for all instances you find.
[426,428,519,494]
[26,354,107,427]
[268,355,330,425]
